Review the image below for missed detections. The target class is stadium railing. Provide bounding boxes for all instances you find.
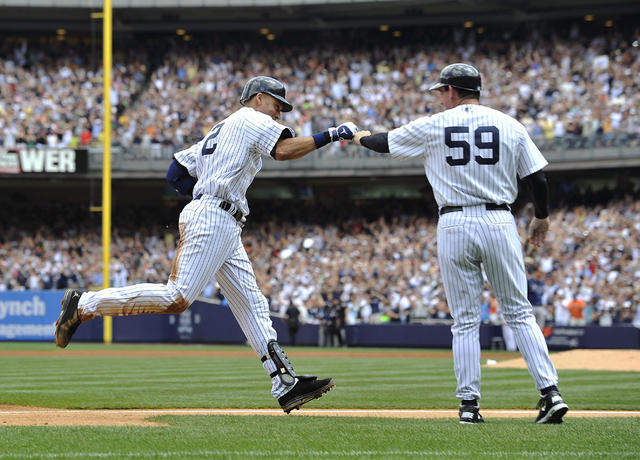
[88,142,640,176]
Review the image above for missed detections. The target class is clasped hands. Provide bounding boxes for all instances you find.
[328,122,371,146]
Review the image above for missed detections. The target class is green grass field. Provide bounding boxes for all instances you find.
[1,342,639,459]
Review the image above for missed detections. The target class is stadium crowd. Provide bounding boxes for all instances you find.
[1,197,639,330]
[0,38,148,150]
[1,21,639,156]
[2,20,640,333]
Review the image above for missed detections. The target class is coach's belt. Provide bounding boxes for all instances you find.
[194,194,244,223]
[439,203,510,215]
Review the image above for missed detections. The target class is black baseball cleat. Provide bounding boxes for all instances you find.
[278,376,335,414]
[535,390,568,424]
[55,289,83,348]
[459,404,485,424]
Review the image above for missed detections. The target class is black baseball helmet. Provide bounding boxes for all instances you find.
[429,63,482,92]
[240,76,293,112]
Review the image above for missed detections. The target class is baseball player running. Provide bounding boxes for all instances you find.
[354,63,568,424]
[55,76,359,413]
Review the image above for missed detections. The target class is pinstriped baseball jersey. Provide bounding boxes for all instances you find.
[174,107,294,216]
[77,106,299,401]
[385,101,559,404]
[388,104,548,207]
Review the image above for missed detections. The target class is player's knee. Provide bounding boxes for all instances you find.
[165,293,191,314]
[165,280,200,310]
[503,312,530,327]
[453,312,480,327]
[452,320,479,334]
[164,284,193,313]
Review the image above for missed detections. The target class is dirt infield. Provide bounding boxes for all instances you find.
[488,349,640,372]
[2,407,640,426]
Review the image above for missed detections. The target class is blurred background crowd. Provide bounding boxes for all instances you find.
[2,18,640,338]
[1,20,639,157]
[1,195,639,330]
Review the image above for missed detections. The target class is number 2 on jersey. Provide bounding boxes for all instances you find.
[202,123,225,155]
[444,126,499,166]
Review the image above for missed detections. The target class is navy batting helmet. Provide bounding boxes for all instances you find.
[429,63,482,92]
[240,76,293,112]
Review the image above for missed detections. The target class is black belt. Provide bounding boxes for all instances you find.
[439,203,510,215]
[194,194,244,223]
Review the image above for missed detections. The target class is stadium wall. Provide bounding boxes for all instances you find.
[1,293,638,350]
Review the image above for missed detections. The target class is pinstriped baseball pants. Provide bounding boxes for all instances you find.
[437,205,558,401]
[78,195,289,397]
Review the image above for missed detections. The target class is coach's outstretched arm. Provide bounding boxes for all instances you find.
[272,122,358,161]
[353,130,389,153]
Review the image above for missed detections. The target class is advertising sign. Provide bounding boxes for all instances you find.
[0,148,88,175]
[0,291,60,341]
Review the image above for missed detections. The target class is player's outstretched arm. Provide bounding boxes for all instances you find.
[273,122,358,161]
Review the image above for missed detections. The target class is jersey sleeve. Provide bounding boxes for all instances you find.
[245,110,295,157]
[173,138,205,177]
[516,129,548,178]
[388,117,430,159]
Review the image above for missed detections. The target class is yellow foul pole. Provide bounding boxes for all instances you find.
[102,0,113,344]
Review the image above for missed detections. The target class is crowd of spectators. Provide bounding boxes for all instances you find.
[1,196,639,329]
[1,21,639,157]
[2,20,640,331]
[0,37,149,150]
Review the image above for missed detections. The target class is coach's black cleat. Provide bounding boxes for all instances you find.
[459,404,485,424]
[55,289,83,348]
[535,390,568,424]
[278,376,335,414]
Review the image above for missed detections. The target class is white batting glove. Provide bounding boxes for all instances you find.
[328,122,359,141]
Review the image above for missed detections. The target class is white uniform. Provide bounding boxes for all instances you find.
[389,104,559,402]
[78,107,296,398]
